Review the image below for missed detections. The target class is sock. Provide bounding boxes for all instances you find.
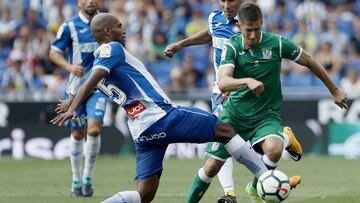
[217,158,235,196]
[101,191,141,203]
[252,154,279,188]
[185,168,212,203]
[70,135,84,183]
[83,135,101,180]
[225,135,267,178]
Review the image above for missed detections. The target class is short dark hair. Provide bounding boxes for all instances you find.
[238,1,262,23]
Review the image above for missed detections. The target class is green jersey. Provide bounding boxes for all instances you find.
[220,32,302,122]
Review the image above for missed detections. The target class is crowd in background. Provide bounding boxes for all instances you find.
[1,0,360,101]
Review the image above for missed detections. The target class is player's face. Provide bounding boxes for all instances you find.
[238,19,262,47]
[219,0,243,20]
[111,19,126,46]
[79,0,98,16]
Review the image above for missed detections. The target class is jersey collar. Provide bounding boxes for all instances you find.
[79,11,90,24]
[221,11,238,24]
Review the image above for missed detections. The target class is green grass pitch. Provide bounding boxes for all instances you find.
[0,156,359,203]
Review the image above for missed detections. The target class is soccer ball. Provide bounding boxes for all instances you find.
[256,170,291,203]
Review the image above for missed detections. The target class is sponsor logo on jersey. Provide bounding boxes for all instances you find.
[239,51,245,55]
[134,132,167,142]
[262,48,272,59]
[125,100,147,121]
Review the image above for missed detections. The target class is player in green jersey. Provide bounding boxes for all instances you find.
[187,2,348,203]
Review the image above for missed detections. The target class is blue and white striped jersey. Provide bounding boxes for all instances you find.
[51,12,99,95]
[208,10,240,93]
[93,42,174,139]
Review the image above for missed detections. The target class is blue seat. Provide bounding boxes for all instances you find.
[286,73,312,87]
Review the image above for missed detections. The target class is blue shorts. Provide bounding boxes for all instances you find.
[211,93,223,117]
[134,106,219,180]
[66,91,107,130]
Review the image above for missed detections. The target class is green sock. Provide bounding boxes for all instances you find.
[185,174,210,203]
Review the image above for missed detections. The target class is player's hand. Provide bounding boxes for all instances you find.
[164,43,181,58]
[332,88,348,109]
[50,110,77,126]
[55,99,71,114]
[70,61,84,76]
[247,78,264,97]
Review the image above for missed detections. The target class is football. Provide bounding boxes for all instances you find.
[256,170,291,202]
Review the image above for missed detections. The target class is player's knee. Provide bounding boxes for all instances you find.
[87,126,100,137]
[71,130,85,140]
[138,190,156,203]
[265,146,282,162]
[214,123,236,143]
[204,158,223,177]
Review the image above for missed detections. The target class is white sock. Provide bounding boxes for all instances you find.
[283,132,290,148]
[217,158,235,194]
[101,191,141,203]
[262,154,279,169]
[225,135,267,178]
[70,135,84,182]
[83,135,101,178]
[198,167,213,183]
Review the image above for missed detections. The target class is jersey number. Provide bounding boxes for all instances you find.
[97,79,126,106]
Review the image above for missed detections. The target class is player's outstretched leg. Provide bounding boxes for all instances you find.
[70,133,84,197]
[217,158,237,203]
[283,127,303,161]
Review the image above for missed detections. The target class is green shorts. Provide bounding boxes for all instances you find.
[206,115,284,161]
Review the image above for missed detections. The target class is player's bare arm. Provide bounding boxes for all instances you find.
[164,29,211,57]
[218,65,264,97]
[49,49,85,76]
[51,68,107,126]
[296,51,348,109]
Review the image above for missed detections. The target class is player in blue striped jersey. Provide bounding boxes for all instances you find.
[49,0,106,197]
[51,13,270,203]
[165,1,302,202]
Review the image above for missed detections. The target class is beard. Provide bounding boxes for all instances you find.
[84,7,97,16]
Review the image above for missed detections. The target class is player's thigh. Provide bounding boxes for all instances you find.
[134,144,168,181]
[206,142,231,161]
[166,106,219,143]
[85,91,107,122]
[251,117,283,151]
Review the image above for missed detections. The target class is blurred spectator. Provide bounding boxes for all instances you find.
[319,16,349,55]
[149,31,168,61]
[340,68,360,99]
[0,7,18,48]
[346,43,360,72]
[185,9,207,36]
[314,41,344,85]
[45,0,74,29]
[1,50,32,95]
[295,0,327,33]
[292,20,318,55]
